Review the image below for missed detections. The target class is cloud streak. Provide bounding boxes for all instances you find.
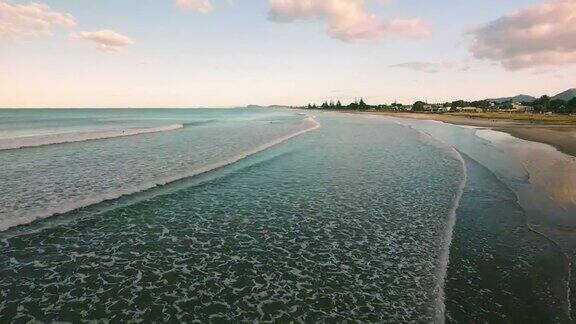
[175,0,213,13]
[75,30,134,51]
[268,0,430,42]
[469,0,576,70]
[0,2,75,39]
[389,61,458,73]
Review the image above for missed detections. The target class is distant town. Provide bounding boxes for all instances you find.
[298,88,576,115]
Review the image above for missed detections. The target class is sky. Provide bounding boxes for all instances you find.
[0,0,575,108]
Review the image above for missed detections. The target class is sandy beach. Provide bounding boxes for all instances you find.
[352,112,576,158]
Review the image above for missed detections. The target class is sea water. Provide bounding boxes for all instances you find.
[0,109,574,322]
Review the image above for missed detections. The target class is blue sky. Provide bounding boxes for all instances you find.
[0,0,574,107]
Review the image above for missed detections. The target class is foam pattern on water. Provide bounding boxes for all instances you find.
[0,114,464,322]
[0,124,184,150]
[0,110,309,230]
[389,116,576,320]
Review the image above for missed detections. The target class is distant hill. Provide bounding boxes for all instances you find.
[267,105,291,109]
[245,104,291,109]
[551,88,576,101]
[487,94,537,104]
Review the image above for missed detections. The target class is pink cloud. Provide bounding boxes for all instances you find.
[75,30,134,51]
[175,0,213,13]
[0,2,75,39]
[469,0,576,70]
[268,0,430,42]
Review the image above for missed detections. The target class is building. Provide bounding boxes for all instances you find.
[460,107,482,112]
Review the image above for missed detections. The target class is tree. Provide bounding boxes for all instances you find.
[359,98,367,109]
[336,100,342,109]
[451,100,470,109]
[321,101,329,109]
[533,95,550,113]
[549,99,566,114]
[349,100,359,110]
[568,97,576,114]
[471,100,491,109]
[412,101,426,112]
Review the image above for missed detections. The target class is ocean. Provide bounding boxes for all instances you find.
[0,108,574,322]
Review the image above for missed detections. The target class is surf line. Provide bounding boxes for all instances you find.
[406,126,467,324]
[0,116,321,232]
[366,115,467,323]
[0,124,184,151]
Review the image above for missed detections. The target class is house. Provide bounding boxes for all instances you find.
[430,104,450,112]
[460,107,482,112]
[500,101,531,113]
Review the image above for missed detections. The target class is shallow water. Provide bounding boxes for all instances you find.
[0,109,573,322]
[389,116,576,321]
[0,109,313,231]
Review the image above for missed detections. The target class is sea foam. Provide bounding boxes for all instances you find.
[0,124,184,150]
[0,117,320,232]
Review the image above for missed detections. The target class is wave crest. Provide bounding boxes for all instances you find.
[0,124,184,151]
[0,116,320,232]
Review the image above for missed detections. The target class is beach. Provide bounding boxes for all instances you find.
[1,109,575,322]
[351,111,576,158]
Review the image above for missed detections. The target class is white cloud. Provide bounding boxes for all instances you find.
[175,0,213,13]
[469,0,576,70]
[268,0,430,42]
[390,61,470,73]
[74,30,134,51]
[0,2,75,39]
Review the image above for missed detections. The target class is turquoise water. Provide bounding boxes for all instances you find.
[0,109,313,230]
[0,109,574,322]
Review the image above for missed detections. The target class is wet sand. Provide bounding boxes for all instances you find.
[351,112,576,158]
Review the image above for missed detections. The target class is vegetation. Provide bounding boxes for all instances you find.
[412,101,426,112]
[303,93,576,115]
[446,112,576,123]
[305,98,395,111]
[530,95,576,114]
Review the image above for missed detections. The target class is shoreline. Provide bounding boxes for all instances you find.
[346,109,576,319]
[347,111,576,158]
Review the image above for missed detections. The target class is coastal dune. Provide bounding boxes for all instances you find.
[0,124,184,151]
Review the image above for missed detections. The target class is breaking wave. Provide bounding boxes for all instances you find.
[0,124,184,151]
[0,117,320,232]
[383,117,468,323]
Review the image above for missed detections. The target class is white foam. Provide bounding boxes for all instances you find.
[0,116,321,232]
[403,127,466,324]
[367,115,467,323]
[432,145,467,324]
[0,124,184,150]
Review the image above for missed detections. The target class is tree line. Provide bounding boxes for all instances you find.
[306,99,405,111]
[529,96,576,114]
[304,96,576,114]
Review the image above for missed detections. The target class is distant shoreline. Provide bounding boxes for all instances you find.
[346,111,576,158]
